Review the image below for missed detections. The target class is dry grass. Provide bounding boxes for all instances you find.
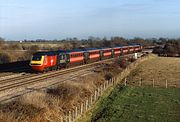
[0,79,100,121]
[127,55,180,87]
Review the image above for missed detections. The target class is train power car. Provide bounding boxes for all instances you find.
[30,51,57,72]
[30,45,142,72]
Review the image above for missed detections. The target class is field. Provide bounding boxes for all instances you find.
[90,56,180,122]
[127,55,180,87]
[91,86,180,122]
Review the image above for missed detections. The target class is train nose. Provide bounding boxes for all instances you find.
[30,60,44,71]
[30,55,44,66]
[30,61,42,66]
[31,65,44,72]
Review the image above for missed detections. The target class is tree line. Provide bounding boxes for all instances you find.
[153,40,180,57]
[0,37,179,64]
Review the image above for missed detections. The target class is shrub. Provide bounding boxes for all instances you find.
[0,52,11,64]
[0,37,5,50]
[8,43,22,50]
[29,45,39,53]
[128,57,136,62]
[117,58,128,69]
[104,72,113,80]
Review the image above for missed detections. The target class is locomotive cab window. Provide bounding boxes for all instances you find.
[32,55,42,61]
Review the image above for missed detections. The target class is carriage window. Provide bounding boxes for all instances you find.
[61,55,65,59]
[70,53,84,57]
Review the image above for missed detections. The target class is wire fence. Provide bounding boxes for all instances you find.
[59,55,151,122]
[124,78,178,88]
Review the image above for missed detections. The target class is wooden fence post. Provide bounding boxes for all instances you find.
[124,78,127,86]
[103,82,106,90]
[80,103,83,114]
[68,111,71,122]
[94,90,97,101]
[90,95,93,104]
[153,79,155,88]
[84,101,86,112]
[166,80,168,88]
[85,100,88,111]
[139,78,142,86]
[75,107,78,119]
[97,87,100,97]
[102,85,104,93]
[72,110,74,122]
[60,116,63,122]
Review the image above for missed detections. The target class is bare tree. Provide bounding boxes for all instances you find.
[0,37,5,48]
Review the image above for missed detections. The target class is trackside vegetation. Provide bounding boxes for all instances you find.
[91,85,180,122]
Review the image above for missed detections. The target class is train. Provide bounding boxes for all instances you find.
[30,45,142,72]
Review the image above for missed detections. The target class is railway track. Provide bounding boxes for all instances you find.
[0,57,115,92]
[0,72,46,84]
[0,67,93,92]
[0,73,14,77]
[0,69,94,103]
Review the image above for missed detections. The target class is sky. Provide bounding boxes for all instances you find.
[0,0,180,40]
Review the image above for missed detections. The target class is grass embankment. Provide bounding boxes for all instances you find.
[90,56,180,122]
[91,86,180,122]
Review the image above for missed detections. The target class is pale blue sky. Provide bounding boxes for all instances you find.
[0,0,180,40]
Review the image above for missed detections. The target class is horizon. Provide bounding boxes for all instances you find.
[0,0,180,40]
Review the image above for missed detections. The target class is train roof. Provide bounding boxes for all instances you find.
[33,44,141,56]
[56,49,86,54]
[33,51,57,56]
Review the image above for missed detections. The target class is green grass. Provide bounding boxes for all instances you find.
[91,85,180,122]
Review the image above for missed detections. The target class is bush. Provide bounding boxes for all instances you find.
[8,43,22,50]
[117,58,128,69]
[104,72,113,80]
[128,57,136,62]
[153,41,180,56]
[30,45,39,52]
[0,37,5,49]
[0,52,11,64]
